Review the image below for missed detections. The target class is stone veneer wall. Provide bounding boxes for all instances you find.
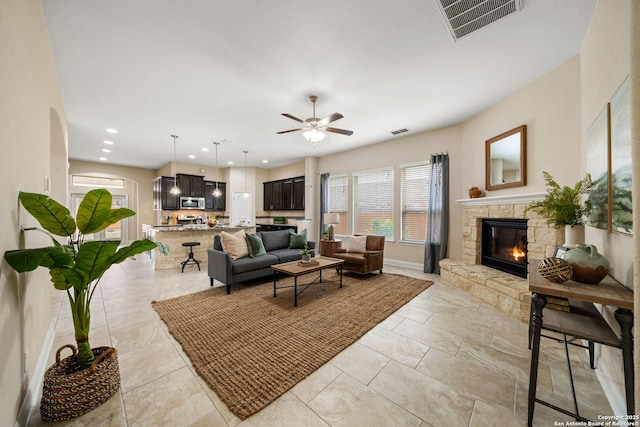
[440,197,563,322]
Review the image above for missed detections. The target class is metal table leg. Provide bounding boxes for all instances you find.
[528,293,547,427]
[614,308,635,415]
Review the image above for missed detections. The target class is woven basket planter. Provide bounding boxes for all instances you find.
[40,345,120,422]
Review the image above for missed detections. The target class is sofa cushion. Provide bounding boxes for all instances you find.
[245,233,267,258]
[220,229,249,260]
[261,229,291,252]
[270,248,303,263]
[231,253,279,275]
[288,229,307,249]
[343,235,367,253]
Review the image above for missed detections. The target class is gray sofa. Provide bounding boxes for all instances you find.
[208,229,315,294]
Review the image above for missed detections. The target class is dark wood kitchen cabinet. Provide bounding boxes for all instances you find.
[204,180,226,211]
[177,174,204,197]
[292,177,305,210]
[263,176,304,210]
[153,176,181,210]
[264,180,284,210]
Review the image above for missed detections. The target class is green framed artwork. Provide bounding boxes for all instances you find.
[586,104,609,230]
[610,76,632,234]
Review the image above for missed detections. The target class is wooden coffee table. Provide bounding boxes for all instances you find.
[271,256,344,306]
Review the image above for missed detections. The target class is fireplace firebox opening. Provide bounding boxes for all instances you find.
[481,218,528,278]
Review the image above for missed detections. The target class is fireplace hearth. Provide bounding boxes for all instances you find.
[481,218,528,278]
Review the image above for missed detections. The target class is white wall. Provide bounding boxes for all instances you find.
[579,0,633,415]
[0,1,68,425]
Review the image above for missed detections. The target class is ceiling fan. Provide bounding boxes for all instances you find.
[277,95,354,143]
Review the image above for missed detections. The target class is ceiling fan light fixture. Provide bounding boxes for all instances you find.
[303,128,326,143]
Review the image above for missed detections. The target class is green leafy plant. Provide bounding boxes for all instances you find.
[369,218,393,238]
[525,171,593,227]
[4,189,167,369]
[300,244,315,257]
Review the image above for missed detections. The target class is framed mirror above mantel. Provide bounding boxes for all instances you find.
[485,125,527,191]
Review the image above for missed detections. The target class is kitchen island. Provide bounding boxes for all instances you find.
[144,224,256,270]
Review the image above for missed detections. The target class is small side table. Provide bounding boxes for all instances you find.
[319,239,342,257]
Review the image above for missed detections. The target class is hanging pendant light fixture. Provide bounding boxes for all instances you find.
[243,150,250,198]
[169,135,181,195]
[212,141,222,197]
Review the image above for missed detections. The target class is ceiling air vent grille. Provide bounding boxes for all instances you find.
[435,0,521,40]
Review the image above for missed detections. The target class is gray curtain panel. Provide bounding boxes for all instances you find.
[424,153,449,274]
[320,172,330,237]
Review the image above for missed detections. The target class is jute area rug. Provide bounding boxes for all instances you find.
[151,272,432,420]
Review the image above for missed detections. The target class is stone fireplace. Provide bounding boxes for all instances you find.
[440,194,563,321]
[481,218,528,278]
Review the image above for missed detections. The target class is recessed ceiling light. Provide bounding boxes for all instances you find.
[262,160,268,163]
[105,128,118,134]
[102,149,111,153]
[99,157,108,161]
[227,161,234,165]
[103,140,114,145]
[201,147,209,152]
[188,154,196,159]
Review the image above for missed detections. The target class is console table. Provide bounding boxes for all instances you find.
[528,266,634,426]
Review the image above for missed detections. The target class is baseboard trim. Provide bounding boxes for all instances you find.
[384,258,423,271]
[16,319,56,427]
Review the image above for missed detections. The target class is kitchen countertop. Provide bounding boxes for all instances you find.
[147,224,253,232]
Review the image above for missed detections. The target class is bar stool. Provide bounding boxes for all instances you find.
[181,242,201,272]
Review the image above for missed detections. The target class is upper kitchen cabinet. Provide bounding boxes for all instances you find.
[263,176,304,211]
[177,173,204,197]
[264,180,284,211]
[204,180,226,211]
[153,176,181,210]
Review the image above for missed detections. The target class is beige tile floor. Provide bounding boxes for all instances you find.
[28,255,613,427]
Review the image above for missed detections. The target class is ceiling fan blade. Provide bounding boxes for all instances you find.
[277,128,304,134]
[325,127,353,136]
[318,112,343,126]
[282,113,305,123]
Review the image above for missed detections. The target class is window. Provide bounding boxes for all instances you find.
[328,175,348,235]
[401,162,429,242]
[353,168,394,239]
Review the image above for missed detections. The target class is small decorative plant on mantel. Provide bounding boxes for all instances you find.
[525,171,593,247]
[4,189,167,421]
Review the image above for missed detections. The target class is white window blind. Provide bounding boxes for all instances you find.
[328,175,348,235]
[401,162,429,242]
[353,168,394,239]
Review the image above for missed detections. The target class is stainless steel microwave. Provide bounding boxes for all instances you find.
[179,196,205,210]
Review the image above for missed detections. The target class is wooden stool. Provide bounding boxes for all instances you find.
[181,242,201,272]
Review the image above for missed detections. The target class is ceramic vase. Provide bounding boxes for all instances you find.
[559,244,609,284]
[563,225,585,248]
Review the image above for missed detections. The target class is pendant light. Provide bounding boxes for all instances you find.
[169,135,181,195]
[243,150,250,198]
[212,141,222,197]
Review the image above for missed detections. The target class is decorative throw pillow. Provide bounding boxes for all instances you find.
[220,229,249,260]
[343,235,367,253]
[288,229,308,249]
[245,233,266,258]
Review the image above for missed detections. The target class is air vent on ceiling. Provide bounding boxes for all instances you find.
[435,0,522,41]
[391,128,409,135]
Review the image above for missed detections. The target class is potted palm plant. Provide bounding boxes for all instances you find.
[4,189,167,421]
[525,171,593,247]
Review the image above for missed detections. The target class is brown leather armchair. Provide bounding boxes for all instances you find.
[333,234,385,274]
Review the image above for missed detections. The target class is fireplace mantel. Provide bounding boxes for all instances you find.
[456,192,546,206]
